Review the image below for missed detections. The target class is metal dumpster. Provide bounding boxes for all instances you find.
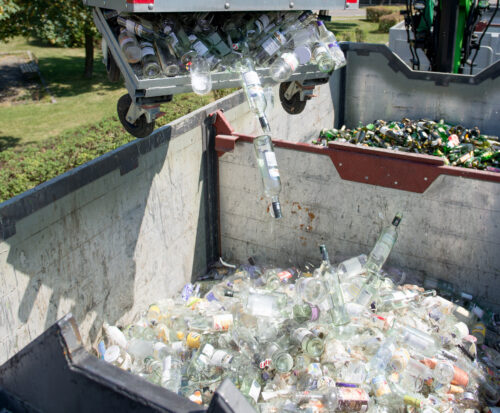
[0,43,499,411]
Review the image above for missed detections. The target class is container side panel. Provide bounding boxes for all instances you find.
[0,121,210,364]
[219,144,500,311]
[341,45,500,136]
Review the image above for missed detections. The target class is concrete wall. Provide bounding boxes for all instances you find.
[0,82,334,364]
[219,142,500,311]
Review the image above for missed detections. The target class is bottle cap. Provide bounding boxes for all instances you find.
[272,201,282,219]
[294,45,312,65]
[392,213,403,227]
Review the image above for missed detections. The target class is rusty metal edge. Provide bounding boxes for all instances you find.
[213,112,500,193]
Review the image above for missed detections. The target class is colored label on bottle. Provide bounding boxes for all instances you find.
[212,313,233,331]
[337,387,369,411]
[168,32,179,47]
[189,390,203,404]
[294,328,311,343]
[403,395,422,407]
[259,358,272,369]
[141,44,155,58]
[371,376,391,397]
[125,20,137,34]
[390,348,410,371]
[282,52,298,72]
[451,366,469,387]
[211,349,232,366]
[186,332,201,349]
[310,305,320,321]
[277,270,292,282]
[192,40,209,56]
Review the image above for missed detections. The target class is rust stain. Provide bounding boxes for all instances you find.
[300,224,305,230]
[306,225,313,232]
[291,211,297,214]
[308,212,315,220]
[266,205,270,213]
[260,196,264,201]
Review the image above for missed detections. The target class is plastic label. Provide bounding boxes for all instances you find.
[242,71,260,87]
[259,358,272,369]
[278,270,292,281]
[211,349,232,366]
[265,151,278,167]
[192,40,209,56]
[282,53,298,72]
[212,313,233,331]
[168,32,179,47]
[337,387,369,411]
[262,36,281,57]
[141,45,155,58]
[371,376,391,397]
[294,328,311,343]
[125,20,137,33]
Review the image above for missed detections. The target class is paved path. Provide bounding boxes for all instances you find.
[328,8,366,19]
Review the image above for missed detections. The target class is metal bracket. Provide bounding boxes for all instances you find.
[126,102,162,124]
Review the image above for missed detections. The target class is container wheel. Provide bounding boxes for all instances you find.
[106,50,121,83]
[279,82,307,115]
[117,94,155,139]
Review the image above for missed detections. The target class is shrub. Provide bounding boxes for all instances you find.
[378,12,403,33]
[366,6,393,22]
[355,28,366,43]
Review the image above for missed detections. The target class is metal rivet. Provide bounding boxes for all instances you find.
[394,181,398,185]
[289,1,294,7]
[424,177,428,181]
[364,176,369,180]
[147,3,153,9]
[224,2,230,8]
[338,163,342,167]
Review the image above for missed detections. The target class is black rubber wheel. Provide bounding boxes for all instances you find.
[279,82,307,115]
[106,50,121,83]
[117,94,155,138]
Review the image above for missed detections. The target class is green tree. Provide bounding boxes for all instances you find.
[0,0,97,78]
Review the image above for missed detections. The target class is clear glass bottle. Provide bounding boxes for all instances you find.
[117,16,156,41]
[118,28,141,64]
[311,41,335,73]
[189,56,212,95]
[104,344,132,370]
[319,245,350,326]
[365,213,403,274]
[140,41,161,78]
[239,58,270,133]
[291,327,324,357]
[316,20,347,68]
[253,135,282,219]
[259,342,293,373]
[187,33,221,69]
[337,254,367,279]
[269,51,300,82]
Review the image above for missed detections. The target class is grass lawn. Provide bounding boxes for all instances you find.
[327,6,404,43]
[0,37,127,145]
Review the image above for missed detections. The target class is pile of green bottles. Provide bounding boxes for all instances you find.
[314,119,500,171]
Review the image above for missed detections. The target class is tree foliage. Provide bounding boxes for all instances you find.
[0,0,96,47]
[0,0,97,77]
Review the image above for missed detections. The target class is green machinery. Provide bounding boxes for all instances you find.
[403,0,498,73]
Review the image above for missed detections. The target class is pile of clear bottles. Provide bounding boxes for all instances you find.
[99,213,500,412]
[107,11,345,90]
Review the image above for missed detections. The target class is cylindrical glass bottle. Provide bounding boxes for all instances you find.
[253,135,282,218]
[118,28,141,64]
[292,327,324,357]
[140,41,161,78]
